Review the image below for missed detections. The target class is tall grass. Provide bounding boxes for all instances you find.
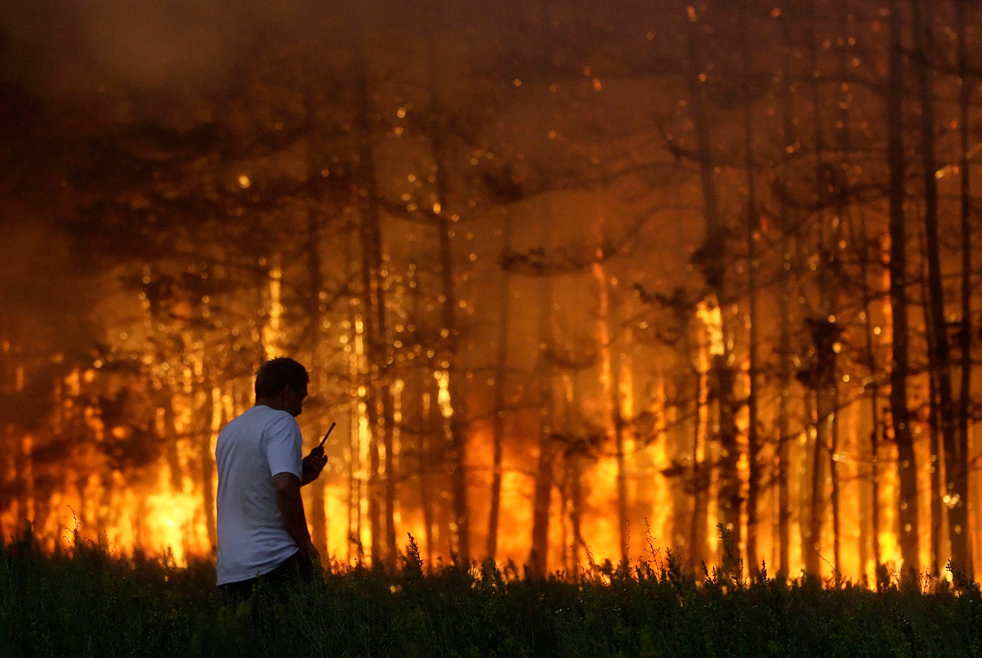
[2,525,980,657]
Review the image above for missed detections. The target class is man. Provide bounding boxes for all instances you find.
[215,357,328,602]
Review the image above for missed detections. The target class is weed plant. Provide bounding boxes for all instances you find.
[2,525,981,657]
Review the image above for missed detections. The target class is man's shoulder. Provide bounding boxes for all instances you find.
[224,406,295,433]
[252,406,301,437]
[241,405,294,422]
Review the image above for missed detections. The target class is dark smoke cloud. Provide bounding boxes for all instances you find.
[0,0,323,100]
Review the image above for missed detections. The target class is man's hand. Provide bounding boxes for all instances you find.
[299,539,321,563]
[301,445,328,485]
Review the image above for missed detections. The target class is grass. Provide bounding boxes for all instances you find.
[2,525,981,657]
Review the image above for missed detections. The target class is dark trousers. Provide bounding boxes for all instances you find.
[219,551,313,605]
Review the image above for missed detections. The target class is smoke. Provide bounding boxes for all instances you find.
[0,0,329,101]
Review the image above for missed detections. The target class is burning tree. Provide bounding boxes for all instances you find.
[2,0,982,586]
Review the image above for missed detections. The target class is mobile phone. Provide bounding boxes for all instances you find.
[319,422,336,448]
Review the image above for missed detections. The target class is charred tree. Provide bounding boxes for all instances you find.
[684,1,741,563]
[594,256,630,565]
[827,0,857,577]
[302,63,329,555]
[887,0,920,576]
[913,0,969,576]
[775,0,800,577]
[487,211,514,561]
[350,32,395,566]
[529,218,558,576]
[739,0,762,573]
[658,289,709,572]
[801,317,841,576]
[922,265,943,577]
[425,13,471,564]
[955,0,974,581]
[855,221,886,575]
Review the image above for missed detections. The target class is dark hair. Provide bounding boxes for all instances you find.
[255,357,309,400]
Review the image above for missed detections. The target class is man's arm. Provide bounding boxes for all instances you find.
[301,445,328,486]
[272,472,319,561]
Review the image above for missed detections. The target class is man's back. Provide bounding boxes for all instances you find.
[215,405,303,585]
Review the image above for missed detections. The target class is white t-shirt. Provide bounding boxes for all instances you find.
[215,405,303,585]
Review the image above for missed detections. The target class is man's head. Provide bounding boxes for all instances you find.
[255,357,309,417]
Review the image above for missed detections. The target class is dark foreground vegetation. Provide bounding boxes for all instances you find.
[2,528,981,658]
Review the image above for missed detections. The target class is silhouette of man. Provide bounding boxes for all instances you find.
[215,357,328,602]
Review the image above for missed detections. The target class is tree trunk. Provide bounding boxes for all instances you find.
[568,369,586,577]
[913,0,968,575]
[776,2,797,577]
[303,133,328,554]
[524,197,563,573]
[0,343,9,527]
[925,293,943,577]
[530,223,556,575]
[887,0,920,576]
[424,19,470,563]
[161,392,183,493]
[594,258,629,564]
[684,3,740,563]
[419,381,436,567]
[714,354,740,551]
[669,361,693,561]
[201,384,220,550]
[382,389,397,565]
[831,413,842,577]
[348,400,362,561]
[689,359,710,573]
[343,227,364,562]
[440,216,469,563]
[776,281,792,577]
[530,435,555,575]
[352,39,389,566]
[613,361,630,565]
[806,387,825,576]
[422,359,443,564]
[740,0,761,571]
[918,218,943,578]
[956,0,974,581]
[828,0,854,578]
[798,386,814,575]
[486,217,512,561]
[145,263,185,495]
[804,0,842,579]
[404,270,436,569]
[568,451,584,576]
[856,220,885,577]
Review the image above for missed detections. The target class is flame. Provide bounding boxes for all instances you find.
[0,222,962,585]
[263,254,285,358]
[696,296,725,357]
[434,370,453,418]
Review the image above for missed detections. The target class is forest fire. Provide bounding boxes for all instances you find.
[2,0,982,590]
[0,333,922,581]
